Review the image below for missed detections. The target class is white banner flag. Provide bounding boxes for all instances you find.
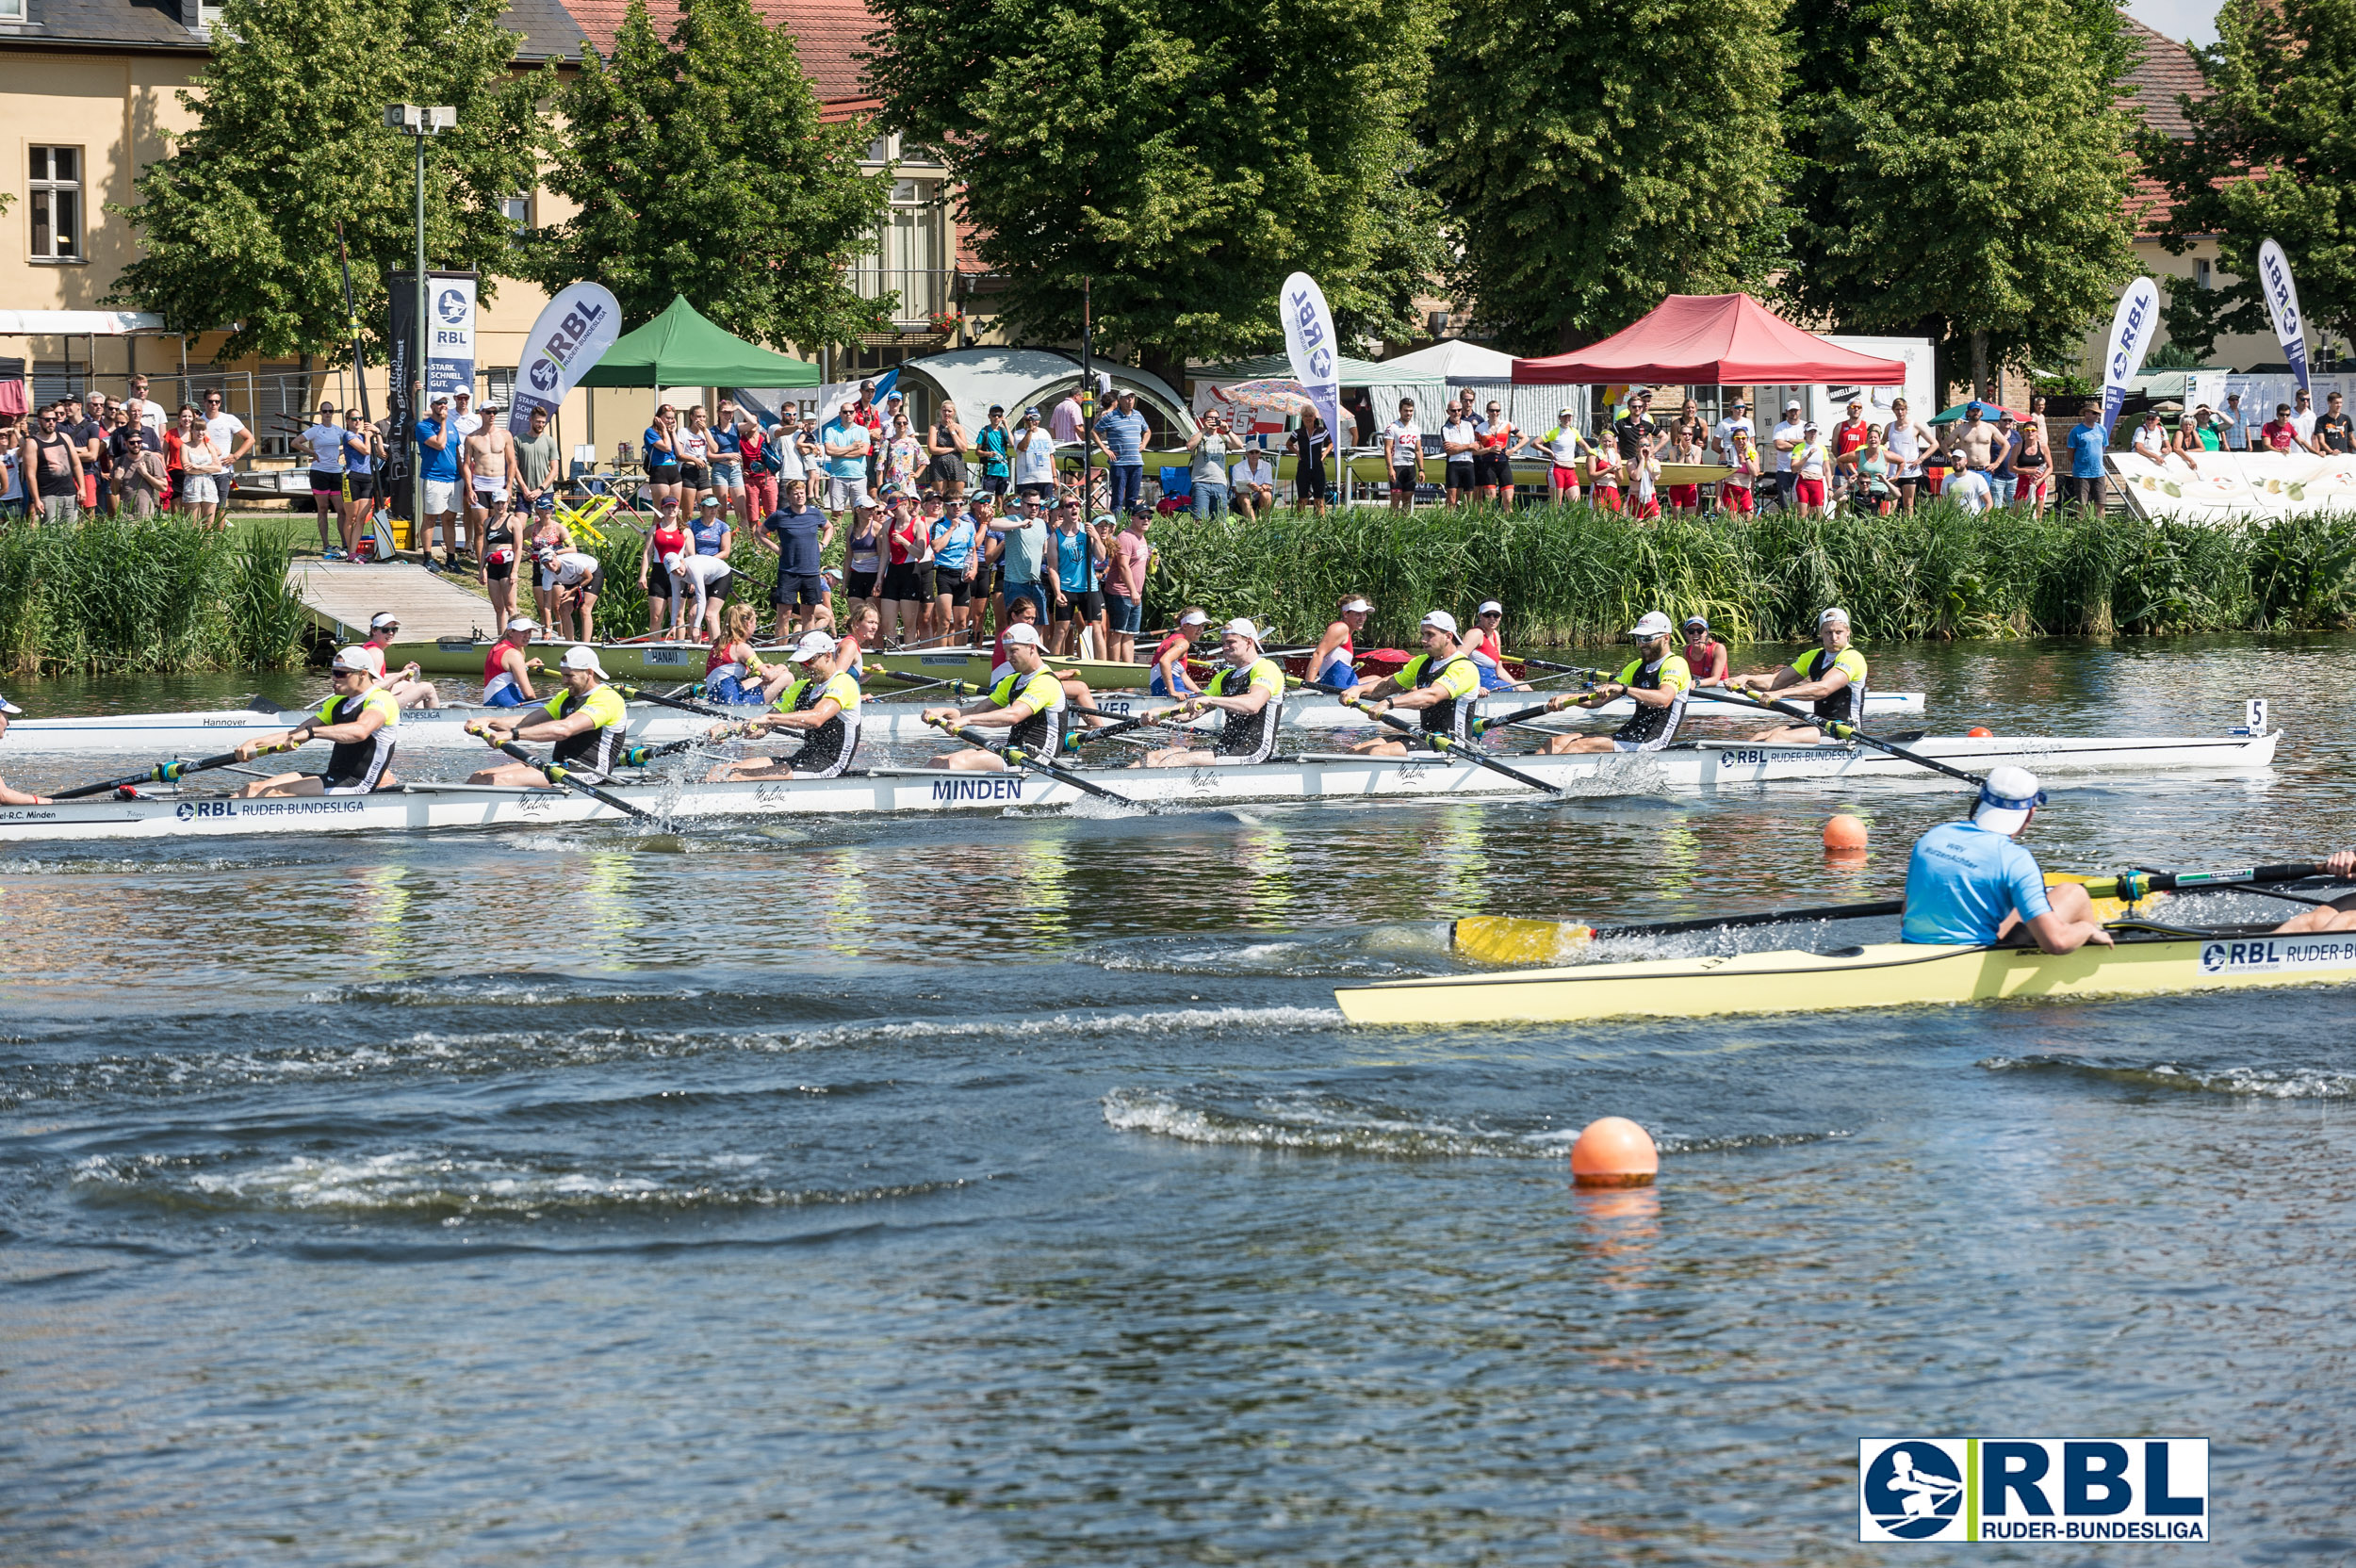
[2257,238,2311,395]
[1280,272,1344,449]
[2101,277,2162,434]
[508,283,622,436]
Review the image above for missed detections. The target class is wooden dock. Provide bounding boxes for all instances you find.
[286,562,499,645]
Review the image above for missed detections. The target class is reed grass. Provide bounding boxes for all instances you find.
[1143,501,2356,645]
[0,518,307,674]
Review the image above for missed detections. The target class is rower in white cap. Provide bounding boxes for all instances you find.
[228,645,401,796]
[1538,611,1693,754]
[1901,767,2111,952]
[923,623,1068,770]
[466,645,630,784]
[1138,618,1286,767]
[1149,607,1213,698]
[481,615,544,708]
[0,692,48,806]
[355,612,443,709]
[706,630,863,780]
[1308,596,1372,693]
[1723,606,1866,743]
[1345,610,1481,755]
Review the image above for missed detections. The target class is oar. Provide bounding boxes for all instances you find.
[51,743,299,800]
[479,735,662,824]
[1710,687,1986,787]
[619,739,695,768]
[1344,697,1565,797]
[1066,707,1190,746]
[616,682,731,719]
[931,719,1135,805]
[1514,657,1615,680]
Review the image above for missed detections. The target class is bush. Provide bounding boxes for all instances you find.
[0,517,307,674]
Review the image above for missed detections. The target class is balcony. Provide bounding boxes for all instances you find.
[849,267,957,331]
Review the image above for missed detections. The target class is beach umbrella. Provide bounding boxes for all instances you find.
[1927,400,2032,424]
[1208,379,1317,416]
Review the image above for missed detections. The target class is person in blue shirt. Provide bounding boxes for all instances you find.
[759,479,832,637]
[1091,389,1153,515]
[413,395,461,565]
[1049,505,1109,657]
[2064,401,2108,514]
[1901,767,2111,951]
[928,495,980,644]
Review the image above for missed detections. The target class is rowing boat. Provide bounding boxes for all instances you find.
[0,727,2280,841]
[385,636,1164,689]
[0,689,1930,758]
[1332,926,2356,1024]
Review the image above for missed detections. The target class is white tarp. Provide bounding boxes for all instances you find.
[0,310,168,335]
[2109,449,2356,522]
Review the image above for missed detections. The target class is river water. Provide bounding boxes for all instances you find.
[3,635,2352,1565]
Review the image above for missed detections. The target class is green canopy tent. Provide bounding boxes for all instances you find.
[576,295,820,388]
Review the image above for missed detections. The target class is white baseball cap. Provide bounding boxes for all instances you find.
[505,615,539,632]
[1974,765,2045,836]
[1628,611,1674,639]
[0,694,20,715]
[790,631,838,663]
[560,645,606,675]
[1177,609,1211,628]
[368,612,401,630]
[1340,597,1371,614]
[1218,617,1264,645]
[661,551,682,572]
[1001,623,1043,648]
[329,645,373,673]
[1420,610,1459,636]
[1476,599,1504,616]
[1818,606,1852,628]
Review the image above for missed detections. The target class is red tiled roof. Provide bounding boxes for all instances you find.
[2120,15,2205,140]
[562,0,873,104]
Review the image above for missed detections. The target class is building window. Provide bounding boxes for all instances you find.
[0,0,26,22]
[196,0,225,25]
[501,191,532,234]
[2193,258,2213,291]
[29,146,81,261]
[484,367,516,406]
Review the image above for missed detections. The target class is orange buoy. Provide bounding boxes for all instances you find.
[1967,727,1993,739]
[1823,812,1869,851]
[1570,1116,1659,1187]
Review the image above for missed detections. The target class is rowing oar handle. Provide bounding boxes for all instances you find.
[53,741,296,800]
[619,683,731,718]
[2103,862,2341,901]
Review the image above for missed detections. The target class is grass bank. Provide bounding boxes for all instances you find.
[1145,501,2356,645]
[0,520,309,675]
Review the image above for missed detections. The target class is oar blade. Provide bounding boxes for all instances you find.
[1452,916,1595,966]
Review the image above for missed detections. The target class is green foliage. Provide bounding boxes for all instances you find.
[1141,503,2356,646]
[0,520,306,674]
[863,0,1444,367]
[1420,0,1790,354]
[2143,0,2356,361]
[529,0,891,350]
[108,0,542,364]
[1786,0,2139,388]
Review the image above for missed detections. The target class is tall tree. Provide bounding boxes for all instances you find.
[2143,0,2356,362]
[527,0,889,347]
[863,0,1442,380]
[1420,0,1789,355]
[109,0,541,363]
[1787,0,2139,392]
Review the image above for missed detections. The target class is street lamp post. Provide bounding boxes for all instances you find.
[384,103,456,541]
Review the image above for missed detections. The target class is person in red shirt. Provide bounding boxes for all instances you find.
[1680,615,1729,684]
[1831,400,1872,507]
[2262,403,2302,453]
[1476,399,1517,506]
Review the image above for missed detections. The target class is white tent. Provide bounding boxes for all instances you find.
[1380,339,1584,437]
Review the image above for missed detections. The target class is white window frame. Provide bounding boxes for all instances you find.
[501,191,532,233]
[0,0,27,23]
[29,145,83,263]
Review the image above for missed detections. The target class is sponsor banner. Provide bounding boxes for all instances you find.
[425,275,477,400]
[1860,1438,2208,1544]
[2199,934,2356,973]
[2108,449,2356,522]
[508,284,621,436]
[2257,238,2310,394]
[2101,278,2163,434]
[1280,271,1345,449]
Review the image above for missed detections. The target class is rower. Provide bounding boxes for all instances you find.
[1723,606,1865,742]
[1308,596,1371,692]
[465,645,629,785]
[229,645,401,796]
[481,615,543,708]
[706,630,862,781]
[1347,610,1481,757]
[537,546,606,643]
[1139,619,1284,767]
[0,694,53,806]
[1680,614,1729,684]
[357,612,443,709]
[1538,611,1693,754]
[1149,608,1212,697]
[988,595,1110,727]
[2271,850,2356,932]
[923,623,1066,771]
[1464,599,1525,691]
[1902,766,2111,953]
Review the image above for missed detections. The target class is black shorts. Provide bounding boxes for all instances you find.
[485,556,514,582]
[1392,465,1419,489]
[647,462,680,484]
[936,574,973,607]
[646,572,676,602]
[881,562,925,600]
[773,571,827,608]
[1446,460,1477,489]
[980,473,1010,496]
[1295,466,1326,500]
[709,568,735,603]
[1054,589,1104,623]
[928,453,966,486]
[679,462,711,489]
[567,564,606,597]
[1474,451,1511,486]
[345,471,379,500]
[848,567,879,599]
[968,563,998,600]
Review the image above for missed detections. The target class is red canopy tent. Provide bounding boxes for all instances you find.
[1513,294,1907,386]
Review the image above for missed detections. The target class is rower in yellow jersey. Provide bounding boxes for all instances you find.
[1723,605,1867,743]
[465,645,630,785]
[1538,612,1693,754]
[228,645,402,796]
[706,631,863,781]
[923,623,1067,771]
[1347,610,1482,756]
[1139,618,1284,767]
